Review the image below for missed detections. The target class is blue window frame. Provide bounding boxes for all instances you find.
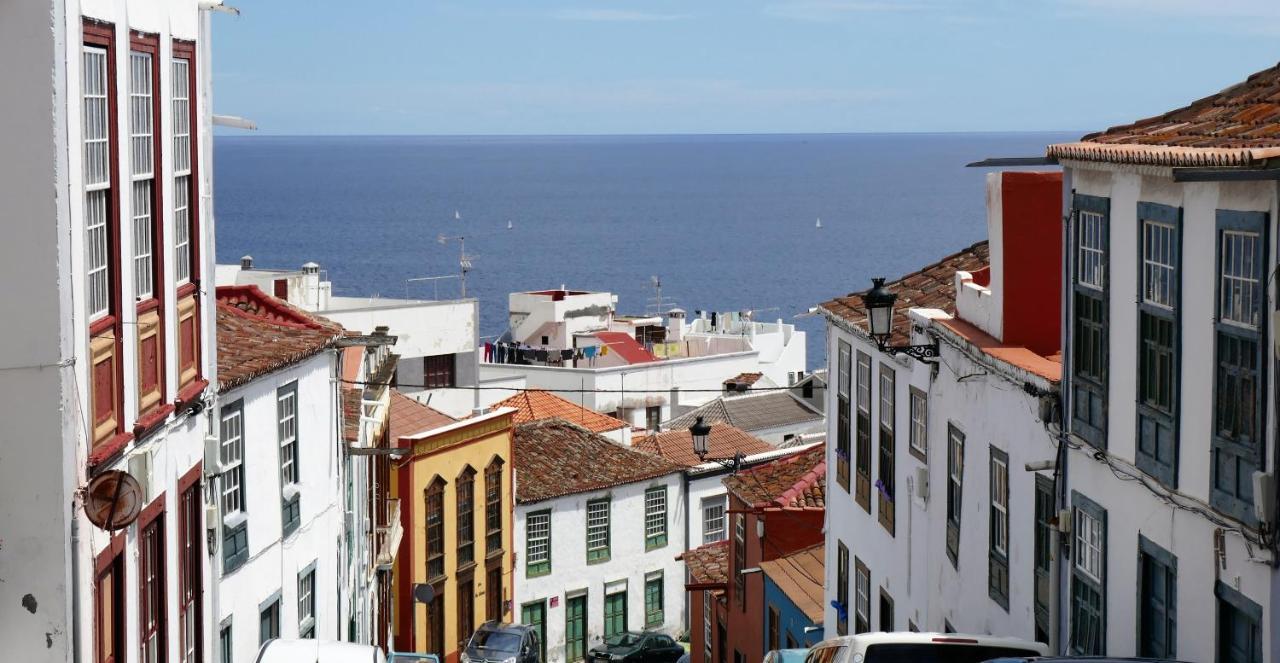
[1071,193,1110,448]
[1135,201,1182,487]
[1069,492,1106,656]
[1216,581,1262,663]
[1137,536,1176,659]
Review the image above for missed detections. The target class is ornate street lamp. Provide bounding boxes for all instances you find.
[860,277,939,360]
[690,416,745,473]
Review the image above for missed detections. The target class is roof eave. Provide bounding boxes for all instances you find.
[1047,141,1280,169]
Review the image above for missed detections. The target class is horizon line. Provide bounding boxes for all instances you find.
[212,129,1085,139]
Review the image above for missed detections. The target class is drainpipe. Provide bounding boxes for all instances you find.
[684,470,692,642]
[1054,172,1074,656]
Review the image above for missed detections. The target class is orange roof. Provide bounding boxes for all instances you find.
[759,544,825,622]
[632,424,774,468]
[389,390,457,442]
[216,285,344,391]
[678,540,731,586]
[493,390,628,433]
[937,318,1062,383]
[594,331,658,364]
[724,446,825,511]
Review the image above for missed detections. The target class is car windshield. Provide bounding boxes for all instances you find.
[864,644,1040,663]
[606,633,642,647]
[469,630,523,652]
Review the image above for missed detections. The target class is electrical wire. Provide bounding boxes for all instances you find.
[341,378,827,395]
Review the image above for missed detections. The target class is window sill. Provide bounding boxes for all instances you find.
[176,378,209,407]
[87,431,135,470]
[283,484,301,501]
[527,565,551,578]
[586,554,611,565]
[224,511,248,530]
[133,403,176,441]
[646,539,668,552]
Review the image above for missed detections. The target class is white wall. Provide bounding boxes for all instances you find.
[514,474,687,662]
[216,353,343,662]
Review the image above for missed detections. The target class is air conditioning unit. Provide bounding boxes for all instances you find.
[128,450,152,503]
[204,434,221,473]
[1253,471,1275,525]
[914,466,929,502]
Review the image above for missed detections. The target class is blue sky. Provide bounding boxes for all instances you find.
[212,1,1280,135]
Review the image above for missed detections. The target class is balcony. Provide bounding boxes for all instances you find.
[374,497,402,572]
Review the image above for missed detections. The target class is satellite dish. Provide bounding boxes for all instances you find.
[413,583,436,604]
[83,470,144,531]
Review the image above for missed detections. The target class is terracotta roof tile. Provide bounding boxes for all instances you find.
[724,372,763,387]
[817,242,989,347]
[389,390,457,442]
[632,424,775,468]
[936,318,1063,383]
[494,390,628,433]
[678,540,730,586]
[759,544,825,622]
[723,446,825,510]
[216,285,343,391]
[1048,63,1280,167]
[513,419,682,503]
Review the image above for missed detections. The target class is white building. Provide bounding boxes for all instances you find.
[1048,70,1280,662]
[817,171,1066,644]
[213,285,346,660]
[512,420,687,662]
[217,257,482,418]
[0,1,221,660]
[481,288,807,430]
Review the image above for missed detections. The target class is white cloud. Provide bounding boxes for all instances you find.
[552,8,691,22]
[762,1,931,21]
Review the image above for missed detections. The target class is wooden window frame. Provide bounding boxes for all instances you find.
[767,604,780,653]
[854,351,873,512]
[835,339,852,491]
[457,466,476,565]
[1215,581,1263,663]
[945,423,964,567]
[644,485,668,550]
[702,495,726,544]
[908,386,927,463]
[988,446,1009,610]
[278,382,301,537]
[172,36,203,402]
[456,573,475,648]
[95,534,127,663]
[1070,194,1110,449]
[425,477,446,581]
[485,459,504,556]
[1135,202,1182,488]
[732,513,745,608]
[138,495,167,663]
[525,509,552,577]
[877,363,895,535]
[423,353,456,389]
[1033,474,1054,640]
[878,587,894,632]
[485,565,503,622]
[1069,492,1106,656]
[604,590,628,638]
[644,571,665,627]
[853,558,870,635]
[566,592,588,663]
[258,593,280,645]
[834,541,848,636]
[219,400,249,573]
[178,464,203,663]
[1136,536,1176,659]
[297,563,317,638]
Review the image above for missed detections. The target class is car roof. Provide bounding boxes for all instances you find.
[810,632,1048,655]
[478,621,536,634]
[256,639,385,663]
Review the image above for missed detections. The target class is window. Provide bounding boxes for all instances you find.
[835,541,849,636]
[1137,537,1175,659]
[733,514,745,607]
[139,515,166,663]
[218,622,231,663]
[179,480,202,663]
[853,558,870,634]
[485,460,504,554]
[703,495,727,544]
[526,510,551,576]
[83,43,114,321]
[988,447,1009,610]
[171,52,194,285]
[95,543,125,663]
[298,566,316,638]
[129,46,158,302]
[908,387,927,462]
[645,486,668,549]
[877,365,896,534]
[645,572,665,627]
[604,591,627,638]
[278,383,300,536]
[586,498,611,562]
[426,591,445,658]
[220,403,249,572]
[945,423,964,567]
[854,351,873,511]
[646,406,662,431]
[424,354,456,389]
[768,605,780,653]
[836,340,852,491]
[1033,476,1053,643]
[878,589,894,632]
[425,478,445,579]
[457,467,475,564]
[566,593,587,662]
[1070,493,1106,655]
[259,596,280,645]
[457,576,474,647]
[702,591,713,663]
[1212,210,1268,524]
[1136,204,1182,487]
[1071,195,1109,448]
[1216,582,1262,663]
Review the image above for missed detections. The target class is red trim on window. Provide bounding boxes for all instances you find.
[137,492,167,663]
[173,39,202,389]
[133,403,176,439]
[139,491,165,528]
[176,378,209,407]
[93,532,126,663]
[130,31,168,421]
[88,431,135,470]
[95,532,128,573]
[177,471,203,663]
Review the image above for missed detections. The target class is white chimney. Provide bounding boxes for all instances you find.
[300,262,321,311]
[240,255,253,270]
[666,308,685,343]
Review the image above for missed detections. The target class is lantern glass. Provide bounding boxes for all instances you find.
[690,416,711,457]
[862,278,897,342]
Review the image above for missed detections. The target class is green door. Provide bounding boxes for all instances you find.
[604,591,627,638]
[521,601,547,662]
[565,595,587,662]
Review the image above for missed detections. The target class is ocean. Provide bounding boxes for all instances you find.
[212,132,1076,369]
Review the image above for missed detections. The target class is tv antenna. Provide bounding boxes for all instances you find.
[645,275,679,317]
[437,234,475,298]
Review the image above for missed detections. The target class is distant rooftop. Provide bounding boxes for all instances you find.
[723,445,825,510]
[632,423,774,468]
[679,540,730,587]
[494,390,629,433]
[215,285,344,391]
[389,390,457,442]
[665,390,823,434]
[760,544,824,623]
[513,419,681,503]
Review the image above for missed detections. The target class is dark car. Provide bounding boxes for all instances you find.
[984,658,1193,663]
[461,622,542,663]
[588,631,685,663]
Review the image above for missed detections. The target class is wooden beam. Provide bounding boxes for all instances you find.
[964,157,1058,168]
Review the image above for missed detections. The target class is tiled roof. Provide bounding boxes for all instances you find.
[723,446,825,510]
[724,372,763,387]
[678,540,730,586]
[665,391,823,434]
[594,331,658,364]
[340,388,362,443]
[817,241,989,347]
[759,544,825,622]
[389,390,457,442]
[936,318,1063,383]
[216,285,343,391]
[632,424,775,468]
[493,390,628,433]
[1048,63,1280,167]
[513,419,681,503]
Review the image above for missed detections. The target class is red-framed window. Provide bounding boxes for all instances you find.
[95,535,127,663]
[178,464,204,663]
[172,39,202,398]
[83,19,127,453]
[129,31,167,421]
[138,496,167,663]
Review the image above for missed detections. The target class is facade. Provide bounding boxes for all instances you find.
[0,1,220,660]
[512,420,687,663]
[480,288,806,430]
[213,285,345,661]
[817,172,1064,645]
[683,446,825,663]
[391,408,517,662]
[760,544,824,651]
[1048,68,1280,662]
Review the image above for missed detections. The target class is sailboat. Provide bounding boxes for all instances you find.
[454,210,461,220]
[507,220,513,230]
[815,217,823,229]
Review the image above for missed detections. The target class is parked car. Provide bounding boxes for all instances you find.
[803,632,1047,663]
[461,621,543,663]
[389,653,442,663]
[255,639,387,663]
[764,649,810,663]
[982,658,1191,663]
[588,631,685,663]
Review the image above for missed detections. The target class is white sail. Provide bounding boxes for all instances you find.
[454,210,461,220]
[507,220,513,230]
[815,217,823,229]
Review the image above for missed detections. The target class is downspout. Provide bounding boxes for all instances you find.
[684,470,692,641]
[1055,172,1074,656]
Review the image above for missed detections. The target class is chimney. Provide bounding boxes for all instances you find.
[299,262,321,311]
[666,308,685,343]
[241,255,253,270]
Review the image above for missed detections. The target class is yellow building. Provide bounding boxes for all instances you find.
[391,401,516,661]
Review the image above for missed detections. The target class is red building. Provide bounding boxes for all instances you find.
[681,446,826,663]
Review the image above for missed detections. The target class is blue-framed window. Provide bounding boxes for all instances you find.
[1137,536,1176,659]
[1136,202,1182,487]
[1216,581,1263,663]
[1211,209,1268,525]
[1071,194,1110,448]
[945,423,964,567]
[836,339,852,492]
[988,446,1009,611]
[1070,492,1106,655]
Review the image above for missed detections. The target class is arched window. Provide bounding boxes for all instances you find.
[425,478,446,580]
[457,467,476,564]
[485,459,504,553]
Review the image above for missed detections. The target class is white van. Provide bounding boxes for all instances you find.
[255,639,388,663]
[803,632,1047,663]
